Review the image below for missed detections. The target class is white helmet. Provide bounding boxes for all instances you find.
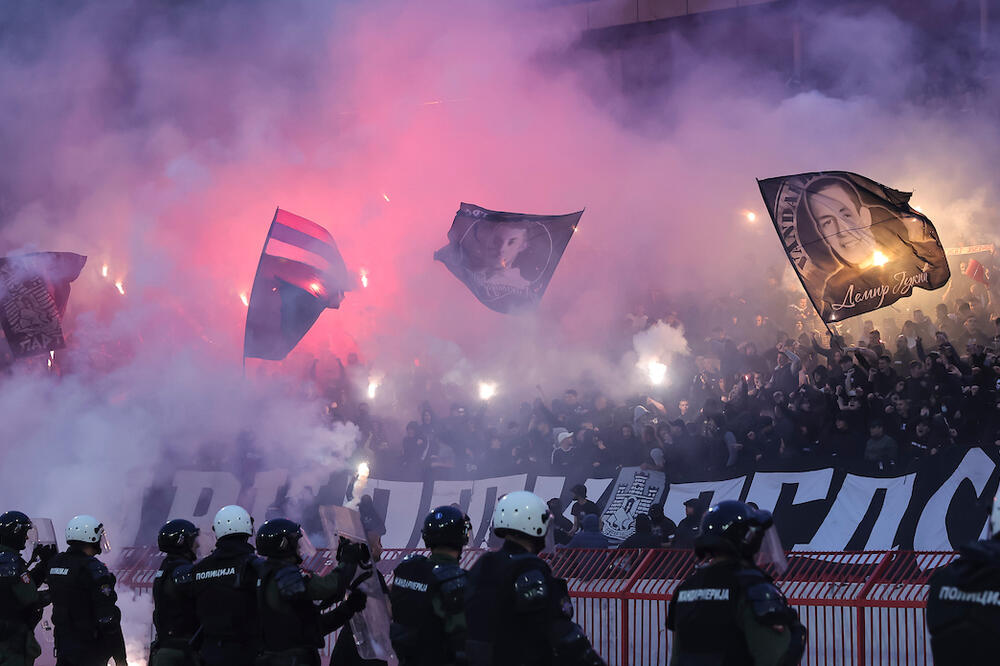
[492,491,551,538]
[66,515,111,552]
[213,505,253,538]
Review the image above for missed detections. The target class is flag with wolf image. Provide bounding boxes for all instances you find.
[758,172,949,323]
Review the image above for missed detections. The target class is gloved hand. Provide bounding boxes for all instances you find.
[336,537,371,568]
[32,544,57,566]
[344,588,367,615]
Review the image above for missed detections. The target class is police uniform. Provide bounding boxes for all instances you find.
[256,557,354,666]
[389,552,466,666]
[667,559,805,665]
[926,538,1000,665]
[47,545,127,666]
[151,554,199,666]
[466,540,602,666]
[0,544,45,666]
[186,536,262,666]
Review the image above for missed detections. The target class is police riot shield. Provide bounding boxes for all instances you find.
[319,505,398,665]
[22,517,56,560]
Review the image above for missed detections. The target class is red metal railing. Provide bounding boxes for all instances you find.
[113,547,957,666]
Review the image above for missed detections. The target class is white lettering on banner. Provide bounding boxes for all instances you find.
[48,567,69,576]
[914,448,996,550]
[195,567,236,581]
[362,479,423,549]
[939,586,1000,607]
[168,471,243,527]
[393,577,428,592]
[663,477,747,525]
[744,470,835,514]
[677,588,731,602]
[796,473,916,551]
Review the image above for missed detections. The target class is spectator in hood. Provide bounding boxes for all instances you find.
[565,513,610,549]
[619,514,662,549]
[569,484,600,535]
[673,498,705,550]
[647,505,676,547]
[548,498,574,546]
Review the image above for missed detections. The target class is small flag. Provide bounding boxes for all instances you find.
[434,203,582,314]
[965,258,989,285]
[0,252,87,358]
[244,208,352,361]
[758,171,950,323]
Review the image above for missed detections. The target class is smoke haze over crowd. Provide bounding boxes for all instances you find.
[1,0,999,549]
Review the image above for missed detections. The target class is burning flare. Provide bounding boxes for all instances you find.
[239,292,249,307]
[382,193,391,203]
[360,269,369,289]
[367,378,379,400]
[646,360,668,385]
[356,461,370,479]
[478,381,498,401]
[744,210,757,223]
[872,250,889,267]
[101,264,109,278]
[114,280,125,295]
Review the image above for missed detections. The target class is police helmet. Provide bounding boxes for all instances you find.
[256,519,303,559]
[157,519,199,556]
[66,515,111,553]
[0,511,33,550]
[213,505,253,538]
[492,491,550,539]
[422,506,471,550]
[694,500,773,560]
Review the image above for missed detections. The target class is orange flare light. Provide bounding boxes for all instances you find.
[101,264,109,278]
[872,250,889,267]
[115,281,125,295]
[240,292,249,307]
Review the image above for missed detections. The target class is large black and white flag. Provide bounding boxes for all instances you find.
[0,252,86,358]
[758,172,950,323]
[434,203,582,314]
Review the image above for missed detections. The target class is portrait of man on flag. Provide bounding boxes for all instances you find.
[759,171,950,323]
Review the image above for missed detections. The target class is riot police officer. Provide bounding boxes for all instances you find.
[0,511,55,666]
[186,505,261,666]
[926,494,1000,665]
[390,505,470,666]
[255,518,371,666]
[47,515,128,666]
[466,491,604,666]
[667,500,806,665]
[151,519,201,666]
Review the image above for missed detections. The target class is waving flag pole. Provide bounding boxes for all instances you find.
[243,208,352,363]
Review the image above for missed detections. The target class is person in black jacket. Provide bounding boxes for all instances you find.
[150,520,200,666]
[183,505,260,666]
[390,505,470,666]
[0,511,55,666]
[667,501,806,665]
[47,515,127,666]
[619,515,662,550]
[927,494,1000,665]
[256,519,369,666]
[466,491,604,666]
[672,499,705,551]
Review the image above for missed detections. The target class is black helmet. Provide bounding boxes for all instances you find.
[256,519,303,559]
[421,506,471,550]
[694,500,773,560]
[157,519,199,556]
[0,511,33,550]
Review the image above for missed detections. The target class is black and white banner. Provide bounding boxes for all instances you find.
[130,447,999,552]
[758,171,950,323]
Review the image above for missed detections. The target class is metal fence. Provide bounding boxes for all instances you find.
[112,547,956,666]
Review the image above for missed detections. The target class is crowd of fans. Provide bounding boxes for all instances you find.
[337,255,1000,490]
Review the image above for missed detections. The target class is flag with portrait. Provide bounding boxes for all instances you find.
[434,203,582,314]
[758,171,950,323]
